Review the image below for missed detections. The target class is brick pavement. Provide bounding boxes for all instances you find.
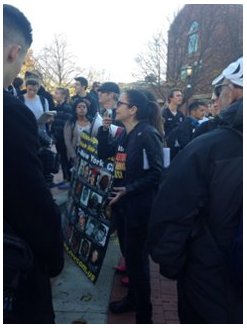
[107,258,180,324]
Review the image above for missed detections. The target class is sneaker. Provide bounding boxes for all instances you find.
[114,264,127,274]
[58,182,70,189]
[121,276,129,287]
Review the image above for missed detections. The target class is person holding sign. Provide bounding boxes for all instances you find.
[97,89,164,324]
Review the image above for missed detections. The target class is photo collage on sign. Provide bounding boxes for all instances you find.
[63,134,115,279]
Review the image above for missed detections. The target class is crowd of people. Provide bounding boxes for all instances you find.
[3,4,242,325]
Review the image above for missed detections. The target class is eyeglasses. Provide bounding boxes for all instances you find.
[214,83,230,97]
[116,100,132,107]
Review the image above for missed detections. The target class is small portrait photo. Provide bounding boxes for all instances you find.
[71,233,80,254]
[88,192,103,213]
[88,247,102,272]
[97,171,112,192]
[80,186,90,207]
[93,223,109,246]
[85,216,97,238]
[75,181,83,199]
[78,159,87,177]
[88,167,100,187]
[75,208,87,232]
[79,238,91,260]
[82,164,90,181]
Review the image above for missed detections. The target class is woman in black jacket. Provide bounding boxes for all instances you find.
[97,89,163,324]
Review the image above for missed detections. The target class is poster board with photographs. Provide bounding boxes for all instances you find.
[62,131,115,283]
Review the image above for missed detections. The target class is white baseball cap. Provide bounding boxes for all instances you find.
[212,56,243,87]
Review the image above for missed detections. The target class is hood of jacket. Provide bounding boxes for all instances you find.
[219,98,243,132]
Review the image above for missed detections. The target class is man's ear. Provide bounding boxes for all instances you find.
[8,44,21,63]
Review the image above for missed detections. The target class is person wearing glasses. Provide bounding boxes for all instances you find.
[148,57,243,324]
[97,90,164,324]
[193,57,243,139]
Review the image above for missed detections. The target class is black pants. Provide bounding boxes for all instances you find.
[124,221,152,323]
[55,140,71,181]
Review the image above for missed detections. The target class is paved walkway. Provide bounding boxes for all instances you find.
[51,170,180,324]
[107,258,179,324]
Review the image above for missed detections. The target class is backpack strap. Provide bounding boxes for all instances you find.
[39,95,47,112]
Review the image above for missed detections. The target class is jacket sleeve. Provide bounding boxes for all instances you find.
[97,126,119,159]
[125,129,164,194]
[4,99,64,277]
[64,121,77,160]
[147,138,208,279]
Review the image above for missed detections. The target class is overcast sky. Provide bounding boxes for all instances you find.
[4,0,242,83]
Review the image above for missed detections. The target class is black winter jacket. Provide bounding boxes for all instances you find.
[51,101,72,142]
[3,90,64,323]
[162,107,185,138]
[97,121,164,227]
[148,99,243,323]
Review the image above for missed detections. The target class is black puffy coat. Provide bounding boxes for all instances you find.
[3,90,64,323]
[148,99,243,323]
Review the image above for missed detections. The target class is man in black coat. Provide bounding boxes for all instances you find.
[148,57,243,324]
[3,5,64,323]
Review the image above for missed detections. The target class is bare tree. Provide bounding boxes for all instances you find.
[134,30,168,100]
[34,34,85,90]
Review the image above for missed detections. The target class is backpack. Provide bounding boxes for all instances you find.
[3,220,33,321]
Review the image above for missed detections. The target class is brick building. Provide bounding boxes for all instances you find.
[166,4,243,105]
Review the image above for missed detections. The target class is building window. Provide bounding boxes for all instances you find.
[187,21,199,54]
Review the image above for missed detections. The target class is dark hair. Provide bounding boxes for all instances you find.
[56,87,70,102]
[188,101,206,114]
[13,77,23,88]
[92,81,100,89]
[3,4,32,47]
[75,77,88,89]
[70,98,89,123]
[125,89,165,138]
[167,88,182,103]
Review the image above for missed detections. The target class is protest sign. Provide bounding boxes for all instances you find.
[62,131,115,283]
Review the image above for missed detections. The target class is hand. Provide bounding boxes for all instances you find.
[102,112,113,131]
[108,187,126,206]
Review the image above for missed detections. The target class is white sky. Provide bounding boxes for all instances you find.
[3,0,243,83]
[4,0,184,83]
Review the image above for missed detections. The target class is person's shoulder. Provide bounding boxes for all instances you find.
[3,90,37,125]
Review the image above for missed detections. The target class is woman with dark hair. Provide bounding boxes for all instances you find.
[64,98,91,165]
[97,89,163,324]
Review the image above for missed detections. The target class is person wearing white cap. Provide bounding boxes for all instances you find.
[193,56,243,139]
[148,57,243,324]
[212,56,243,110]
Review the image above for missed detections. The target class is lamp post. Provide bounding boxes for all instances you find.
[184,65,193,113]
[185,65,193,89]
